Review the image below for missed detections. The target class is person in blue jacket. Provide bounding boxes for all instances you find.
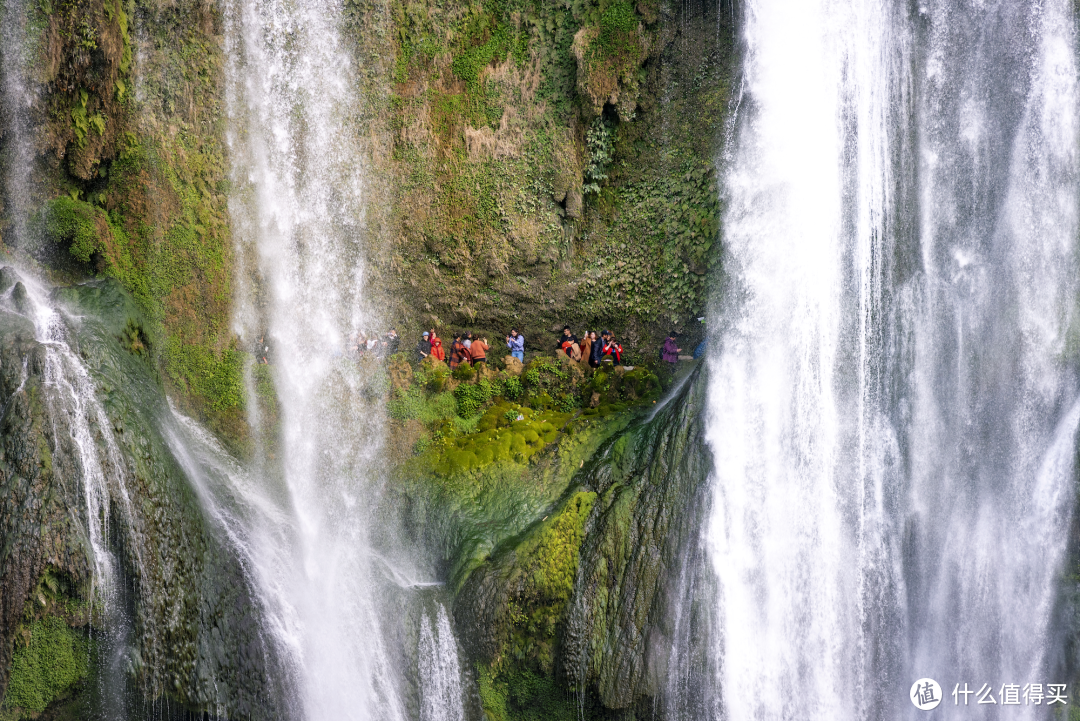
[506,329,525,361]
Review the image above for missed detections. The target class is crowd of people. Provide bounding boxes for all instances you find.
[554,326,683,370]
[349,328,400,357]
[255,324,685,373]
[253,329,402,365]
[413,329,490,370]
[411,324,684,372]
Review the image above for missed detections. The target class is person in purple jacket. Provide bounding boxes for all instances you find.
[506,329,525,362]
[662,332,682,370]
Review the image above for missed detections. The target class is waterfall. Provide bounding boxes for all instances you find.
[220,0,431,715]
[2,6,141,712]
[417,605,465,721]
[9,271,143,720]
[707,0,1080,719]
[0,0,33,244]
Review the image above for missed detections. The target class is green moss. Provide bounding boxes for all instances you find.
[473,491,597,717]
[165,338,244,413]
[477,663,509,721]
[423,401,570,475]
[34,196,105,263]
[388,386,457,423]
[100,93,241,441]
[1,617,88,717]
[478,663,585,721]
[527,491,595,605]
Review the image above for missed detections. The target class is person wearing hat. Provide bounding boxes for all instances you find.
[415,330,431,362]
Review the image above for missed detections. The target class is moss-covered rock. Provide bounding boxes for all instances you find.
[0,275,283,718]
[1,617,89,719]
[449,363,711,715]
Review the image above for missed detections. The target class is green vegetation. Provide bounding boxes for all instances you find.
[579,164,721,323]
[0,617,89,719]
[583,116,614,194]
[472,491,598,719]
[390,349,660,476]
[32,196,109,264]
[5,0,246,448]
[0,569,93,721]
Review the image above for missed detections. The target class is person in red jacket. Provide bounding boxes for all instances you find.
[449,334,470,370]
[603,335,623,365]
[429,330,446,362]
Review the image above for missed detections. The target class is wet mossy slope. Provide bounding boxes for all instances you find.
[0,276,281,720]
[392,363,711,719]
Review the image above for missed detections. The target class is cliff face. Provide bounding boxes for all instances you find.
[0,0,241,447]
[448,365,712,719]
[0,0,732,717]
[1,0,732,446]
[0,274,282,719]
[369,0,731,358]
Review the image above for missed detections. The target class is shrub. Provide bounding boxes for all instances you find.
[503,375,523,400]
[452,363,476,381]
[454,379,495,418]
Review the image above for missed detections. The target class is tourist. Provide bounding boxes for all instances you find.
[383,328,400,355]
[463,331,473,350]
[366,333,379,353]
[570,339,582,362]
[430,330,446,362]
[470,336,489,367]
[506,329,524,362]
[590,331,606,368]
[662,333,682,370]
[556,326,577,356]
[580,331,593,365]
[256,335,271,365]
[415,331,431,362]
[603,333,623,365]
[449,334,470,371]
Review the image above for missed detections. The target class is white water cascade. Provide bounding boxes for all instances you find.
[417,605,466,721]
[8,272,144,720]
[221,0,453,716]
[707,1,1080,720]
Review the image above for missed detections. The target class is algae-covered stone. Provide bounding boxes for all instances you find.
[1,616,88,718]
[450,363,711,716]
[0,277,284,718]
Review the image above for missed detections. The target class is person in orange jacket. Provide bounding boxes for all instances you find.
[429,329,446,362]
[469,335,490,367]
